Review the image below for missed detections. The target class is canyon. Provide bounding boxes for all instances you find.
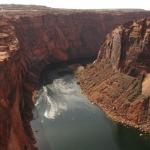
[0,5,150,150]
[76,18,150,133]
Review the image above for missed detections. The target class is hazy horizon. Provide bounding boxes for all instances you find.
[0,0,149,10]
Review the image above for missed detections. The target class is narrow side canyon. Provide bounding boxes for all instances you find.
[0,6,150,150]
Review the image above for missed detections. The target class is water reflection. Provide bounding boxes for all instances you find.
[31,68,150,150]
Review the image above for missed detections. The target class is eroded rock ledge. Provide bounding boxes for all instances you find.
[1,6,150,150]
[76,18,150,133]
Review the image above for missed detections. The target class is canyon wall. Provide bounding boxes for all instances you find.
[77,18,150,133]
[1,7,150,150]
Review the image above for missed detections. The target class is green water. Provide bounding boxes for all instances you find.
[31,69,150,150]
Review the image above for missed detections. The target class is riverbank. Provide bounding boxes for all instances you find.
[32,67,150,150]
[90,99,150,133]
[75,62,150,134]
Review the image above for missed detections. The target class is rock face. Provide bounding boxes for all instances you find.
[1,5,150,150]
[76,18,150,133]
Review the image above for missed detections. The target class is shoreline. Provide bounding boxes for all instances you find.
[75,65,150,134]
[91,100,150,134]
[83,90,150,134]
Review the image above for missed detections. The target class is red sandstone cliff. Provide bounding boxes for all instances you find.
[1,5,150,150]
[76,18,150,133]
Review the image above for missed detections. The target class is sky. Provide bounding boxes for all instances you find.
[0,0,149,10]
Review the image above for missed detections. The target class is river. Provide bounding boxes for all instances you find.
[31,67,150,150]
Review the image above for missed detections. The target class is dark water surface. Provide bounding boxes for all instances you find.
[31,69,150,150]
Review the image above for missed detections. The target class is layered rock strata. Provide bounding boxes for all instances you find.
[76,18,150,133]
[1,6,150,150]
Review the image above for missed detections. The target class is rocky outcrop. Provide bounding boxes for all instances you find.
[76,18,150,133]
[1,6,150,150]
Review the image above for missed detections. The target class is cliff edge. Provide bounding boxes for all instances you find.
[1,5,150,150]
[76,18,150,133]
